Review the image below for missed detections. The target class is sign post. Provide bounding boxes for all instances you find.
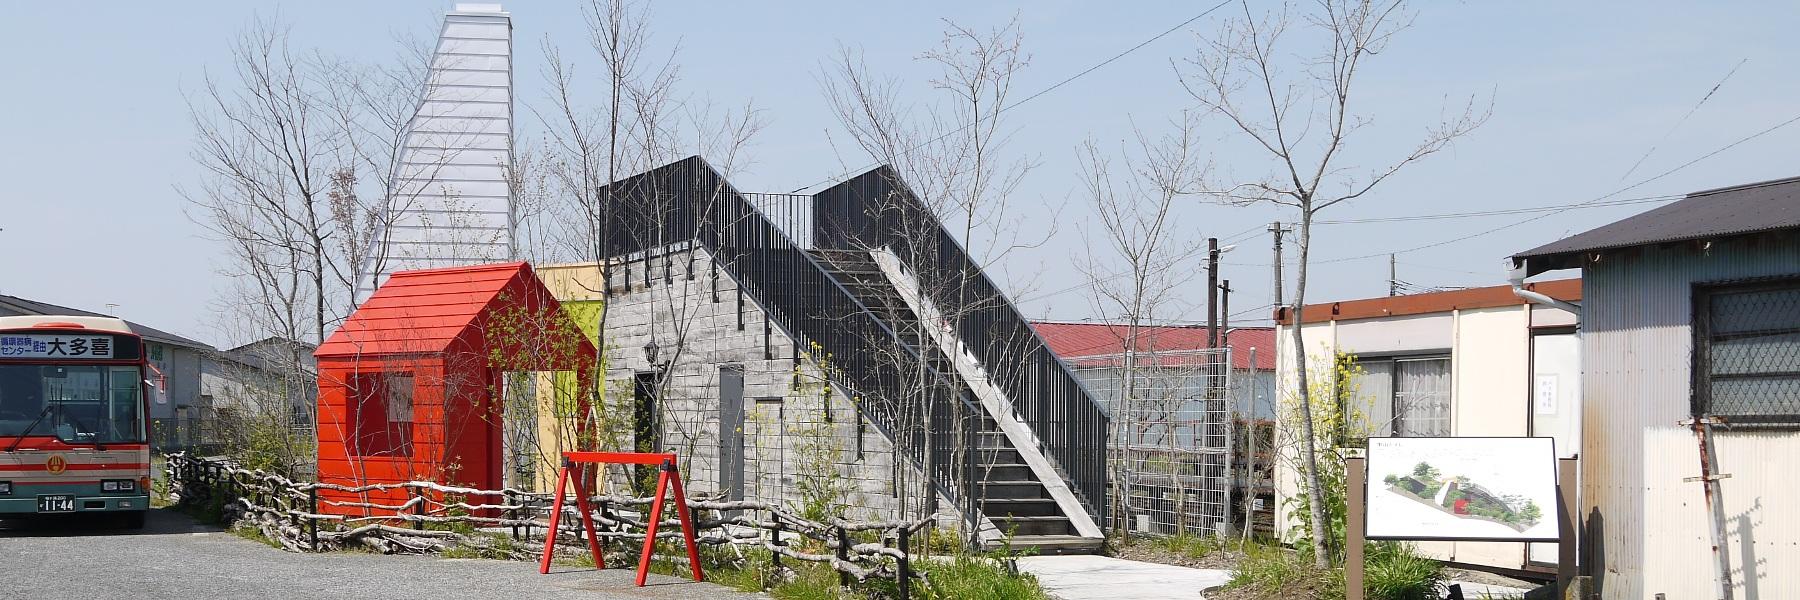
[538,451,703,586]
[1347,455,1366,600]
[1350,438,1570,599]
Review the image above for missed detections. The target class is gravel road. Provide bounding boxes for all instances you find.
[0,508,760,600]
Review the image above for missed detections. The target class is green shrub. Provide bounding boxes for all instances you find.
[1364,543,1444,600]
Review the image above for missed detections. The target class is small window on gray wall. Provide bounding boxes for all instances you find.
[1694,278,1800,425]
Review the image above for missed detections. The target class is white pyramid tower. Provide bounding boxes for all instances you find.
[356,4,516,302]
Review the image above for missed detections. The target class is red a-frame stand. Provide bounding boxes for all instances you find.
[537,451,703,586]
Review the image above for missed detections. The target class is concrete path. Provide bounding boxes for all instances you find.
[1448,580,1533,598]
[1016,555,1231,600]
[0,508,758,600]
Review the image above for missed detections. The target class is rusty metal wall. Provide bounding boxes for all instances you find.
[1580,233,1800,599]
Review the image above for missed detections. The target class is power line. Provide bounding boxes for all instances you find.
[1619,58,1747,182]
[791,0,1234,194]
[1313,193,1682,225]
[1315,109,1800,264]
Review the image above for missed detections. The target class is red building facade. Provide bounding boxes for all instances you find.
[313,262,595,515]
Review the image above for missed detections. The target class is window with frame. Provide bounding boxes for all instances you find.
[1694,278,1800,424]
[1347,355,1452,438]
[349,372,413,456]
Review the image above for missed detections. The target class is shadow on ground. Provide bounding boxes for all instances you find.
[0,506,221,538]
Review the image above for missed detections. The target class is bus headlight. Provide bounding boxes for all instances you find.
[102,479,136,492]
[0,481,11,495]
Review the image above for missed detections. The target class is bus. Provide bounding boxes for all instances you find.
[0,315,151,528]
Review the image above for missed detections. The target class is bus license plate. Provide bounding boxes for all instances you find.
[37,495,75,513]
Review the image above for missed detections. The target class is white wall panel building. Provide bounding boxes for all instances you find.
[357,4,516,302]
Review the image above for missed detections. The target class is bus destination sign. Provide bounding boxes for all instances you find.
[0,334,117,359]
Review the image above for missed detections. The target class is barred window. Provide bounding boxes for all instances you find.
[1694,278,1800,424]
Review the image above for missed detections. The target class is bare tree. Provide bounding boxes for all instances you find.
[1176,0,1487,565]
[186,17,478,476]
[822,18,1074,540]
[1075,112,1208,538]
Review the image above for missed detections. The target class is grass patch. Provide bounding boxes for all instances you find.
[1150,532,1221,560]
[1220,541,1445,600]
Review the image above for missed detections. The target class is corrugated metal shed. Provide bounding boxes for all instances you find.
[1514,175,1800,274]
[1575,233,1800,599]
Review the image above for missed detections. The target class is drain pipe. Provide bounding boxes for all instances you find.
[1509,264,1579,314]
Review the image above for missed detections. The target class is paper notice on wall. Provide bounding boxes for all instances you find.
[1534,374,1558,415]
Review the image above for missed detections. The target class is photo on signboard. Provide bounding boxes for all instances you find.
[1365,437,1558,542]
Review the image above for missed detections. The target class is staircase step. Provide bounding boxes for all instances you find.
[973,446,1023,463]
[977,481,1047,499]
[986,534,1104,554]
[980,497,1062,517]
[987,515,1073,537]
[974,463,1034,480]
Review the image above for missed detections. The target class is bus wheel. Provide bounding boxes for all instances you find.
[119,511,146,529]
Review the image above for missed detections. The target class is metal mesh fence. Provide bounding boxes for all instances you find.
[1077,348,1235,537]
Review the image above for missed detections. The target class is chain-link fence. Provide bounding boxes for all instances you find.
[1076,347,1238,537]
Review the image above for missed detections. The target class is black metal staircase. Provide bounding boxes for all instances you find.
[810,248,1094,548]
[599,157,1107,552]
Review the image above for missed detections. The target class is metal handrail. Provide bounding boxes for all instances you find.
[810,167,1110,522]
[597,157,985,526]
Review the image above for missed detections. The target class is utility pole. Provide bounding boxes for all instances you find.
[1389,253,1398,296]
[1220,279,1232,347]
[1207,237,1220,349]
[1268,223,1288,309]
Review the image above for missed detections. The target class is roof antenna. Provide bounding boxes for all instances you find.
[104,303,119,315]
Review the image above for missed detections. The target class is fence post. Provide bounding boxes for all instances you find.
[836,526,850,587]
[506,490,519,540]
[770,516,783,570]
[308,488,319,551]
[897,526,912,600]
[412,488,425,530]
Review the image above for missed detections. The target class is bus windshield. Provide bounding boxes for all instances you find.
[0,364,145,444]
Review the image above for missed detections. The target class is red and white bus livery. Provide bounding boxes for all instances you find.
[0,316,151,528]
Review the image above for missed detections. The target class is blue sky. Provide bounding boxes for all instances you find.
[3,1,1798,345]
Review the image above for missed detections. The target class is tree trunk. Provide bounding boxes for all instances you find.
[1290,213,1330,568]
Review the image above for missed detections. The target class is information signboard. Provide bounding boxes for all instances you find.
[1364,437,1559,542]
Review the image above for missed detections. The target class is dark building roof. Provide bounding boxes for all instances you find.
[1512,176,1800,275]
[0,294,213,350]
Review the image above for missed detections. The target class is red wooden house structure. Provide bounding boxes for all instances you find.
[313,262,596,515]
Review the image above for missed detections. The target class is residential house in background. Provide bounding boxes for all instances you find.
[1032,322,1278,535]
[1512,175,1800,599]
[200,338,319,449]
[0,294,216,449]
[1271,279,1582,576]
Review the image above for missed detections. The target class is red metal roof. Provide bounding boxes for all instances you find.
[317,262,538,357]
[1273,278,1581,325]
[1029,322,1276,370]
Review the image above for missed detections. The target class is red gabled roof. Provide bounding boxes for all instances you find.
[1029,322,1277,370]
[317,262,534,358]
